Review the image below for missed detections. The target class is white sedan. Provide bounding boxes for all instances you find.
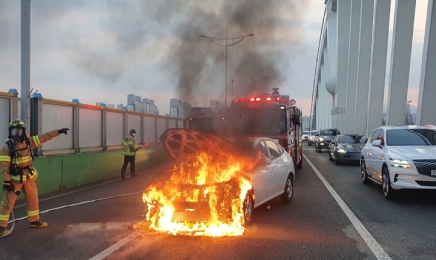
[243,137,295,224]
[157,129,296,226]
[360,125,436,199]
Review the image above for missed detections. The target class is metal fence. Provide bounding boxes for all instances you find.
[0,90,186,156]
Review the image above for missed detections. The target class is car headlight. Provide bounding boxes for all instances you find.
[338,149,347,154]
[318,138,324,141]
[389,158,411,169]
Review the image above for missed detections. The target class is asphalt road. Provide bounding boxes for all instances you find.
[1,144,436,260]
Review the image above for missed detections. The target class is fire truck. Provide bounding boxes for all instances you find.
[219,88,303,169]
[188,107,225,134]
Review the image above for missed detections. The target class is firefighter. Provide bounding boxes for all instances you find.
[121,128,141,180]
[0,119,69,237]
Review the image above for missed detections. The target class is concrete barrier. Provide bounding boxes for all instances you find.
[0,145,167,198]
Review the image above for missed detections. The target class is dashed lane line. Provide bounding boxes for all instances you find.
[89,231,141,260]
[304,154,391,260]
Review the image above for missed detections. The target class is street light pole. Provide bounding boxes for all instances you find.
[201,32,254,107]
[405,100,412,125]
[225,30,228,107]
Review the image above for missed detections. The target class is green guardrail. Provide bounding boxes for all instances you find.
[0,145,168,199]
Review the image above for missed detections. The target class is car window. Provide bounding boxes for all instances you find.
[303,131,310,135]
[319,129,338,136]
[265,140,282,159]
[338,136,355,143]
[386,129,436,146]
[369,129,381,143]
[257,141,270,158]
[311,131,317,135]
[356,135,368,144]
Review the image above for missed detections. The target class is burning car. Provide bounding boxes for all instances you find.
[137,129,295,236]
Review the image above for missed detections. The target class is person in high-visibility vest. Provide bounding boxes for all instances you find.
[0,119,69,237]
[121,129,141,180]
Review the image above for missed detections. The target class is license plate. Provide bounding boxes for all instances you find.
[431,170,436,176]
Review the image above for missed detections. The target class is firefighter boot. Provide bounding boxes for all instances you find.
[29,220,48,228]
[0,226,9,237]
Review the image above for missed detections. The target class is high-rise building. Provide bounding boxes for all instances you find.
[126,94,160,114]
[127,94,135,105]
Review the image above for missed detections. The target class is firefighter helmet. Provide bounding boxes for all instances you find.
[9,119,26,142]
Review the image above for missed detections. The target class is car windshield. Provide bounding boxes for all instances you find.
[338,135,367,144]
[303,131,310,135]
[311,131,317,135]
[320,129,338,136]
[386,129,436,146]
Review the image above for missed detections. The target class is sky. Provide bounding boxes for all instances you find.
[0,1,429,117]
[0,0,325,116]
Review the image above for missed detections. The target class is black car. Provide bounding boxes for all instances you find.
[315,128,340,152]
[328,134,367,164]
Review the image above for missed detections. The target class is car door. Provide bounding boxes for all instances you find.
[362,129,378,175]
[264,140,290,196]
[330,135,338,158]
[370,129,385,181]
[250,140,276,206]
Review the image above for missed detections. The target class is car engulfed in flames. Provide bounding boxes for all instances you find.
[135,129,260,237]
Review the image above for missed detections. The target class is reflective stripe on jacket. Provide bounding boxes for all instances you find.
[122,135,138,156]
[1,130,60,182]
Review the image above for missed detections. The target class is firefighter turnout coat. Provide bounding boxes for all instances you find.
[0,130,60,226]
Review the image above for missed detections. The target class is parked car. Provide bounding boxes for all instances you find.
[315,128,341,152]
[360,125,436,199]
[307,130,318,146]
[302,131,310,141]
[329,134,367,165]
[145,129,296,231]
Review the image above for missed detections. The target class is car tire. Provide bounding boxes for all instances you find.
[242,192,254,226]
[280,174,294,203]
[382,166,396,200]
[329,152,333,161]
[360,158,372,185]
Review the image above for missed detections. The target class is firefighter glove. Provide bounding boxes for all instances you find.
[3,181,15,192]
[58,128,70,135]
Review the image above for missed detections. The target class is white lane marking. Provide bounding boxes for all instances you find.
[89,231,141,260]
[304,154,391,260]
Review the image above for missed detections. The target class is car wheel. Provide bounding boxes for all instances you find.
[360,158,372,184]
[329,152,333,161]
[242,192,254,226]
[280,174,294,203]
[382,166,396,199]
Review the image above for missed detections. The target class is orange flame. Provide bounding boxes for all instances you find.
[138,151,254,237]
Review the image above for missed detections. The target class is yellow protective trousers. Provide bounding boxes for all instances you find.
[0,175,40,227]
